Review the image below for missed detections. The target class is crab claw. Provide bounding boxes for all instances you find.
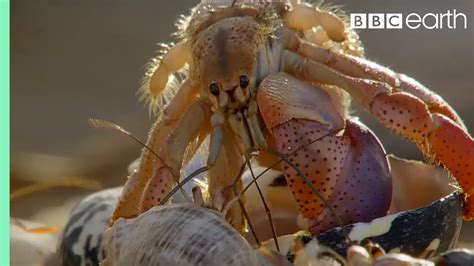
[257,73,392,235]
[282,36,474,221]
[305,119,392,234]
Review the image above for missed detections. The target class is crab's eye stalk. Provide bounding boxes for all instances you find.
[239,75,249,89]
[209,82,219,96]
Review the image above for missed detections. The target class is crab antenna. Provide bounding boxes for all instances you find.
[88,118,192,203]
[224,129,348,245]
[245,155,281,252]
[267,148,352,244]
[159,161,262,247]
[159,165,210,205]
[234,151,353,244]
[155,145,262,247]
[242,130,336,195]
[226,161,263,247]
[231,128,352,244]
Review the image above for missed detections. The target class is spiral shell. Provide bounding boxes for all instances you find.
[59,187,121,265]
[102,204,265,266]
[59,156,468,265]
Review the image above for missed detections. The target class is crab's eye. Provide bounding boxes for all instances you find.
[209,83,219,96]
[239,75,249,89]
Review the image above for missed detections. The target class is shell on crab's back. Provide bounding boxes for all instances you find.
[103,204,263,266]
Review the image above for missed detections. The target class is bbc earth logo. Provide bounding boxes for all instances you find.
[350,10,468,29]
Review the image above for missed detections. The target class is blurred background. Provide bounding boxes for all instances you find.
[10,0,474,261]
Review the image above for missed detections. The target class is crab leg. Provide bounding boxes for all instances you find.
[283,32,465,129]
[257,73,392,234]
[282,51,474,220]
[429,114,474,219]
[207,124,246,232]
[111,80,200,223]
[208,106,269,233]
[208,112,226,166]
[148,41,192,98]
[138,100,212,213]
[283,3,347,42]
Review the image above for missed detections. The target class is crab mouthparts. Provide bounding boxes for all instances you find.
[220,87,247,107]
[228,90,237,103]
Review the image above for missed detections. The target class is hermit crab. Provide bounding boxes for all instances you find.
[59,156,467,265]
[109,0,473,242]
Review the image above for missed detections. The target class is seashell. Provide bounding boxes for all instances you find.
[430,249,474,265]
[261,232,346,266]
[59,156,467,265]
[58,187,122,265]
[313,191,462,257]
[259,156,464,259]
[345,246,474,266]
[372,253,434,266]
[58,163,285,265]
[102,204,266,266]
[344,247,474,266]
[346,245,373,266]
[311,156,463,258]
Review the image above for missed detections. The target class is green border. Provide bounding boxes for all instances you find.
[0,0,9,265]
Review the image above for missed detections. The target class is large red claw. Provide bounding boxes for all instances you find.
[307,120,392,234]
[271,118,391,235]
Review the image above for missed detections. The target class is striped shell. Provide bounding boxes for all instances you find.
[102,204,266,266]
[58,187,121,265]
[59,156,467,265]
